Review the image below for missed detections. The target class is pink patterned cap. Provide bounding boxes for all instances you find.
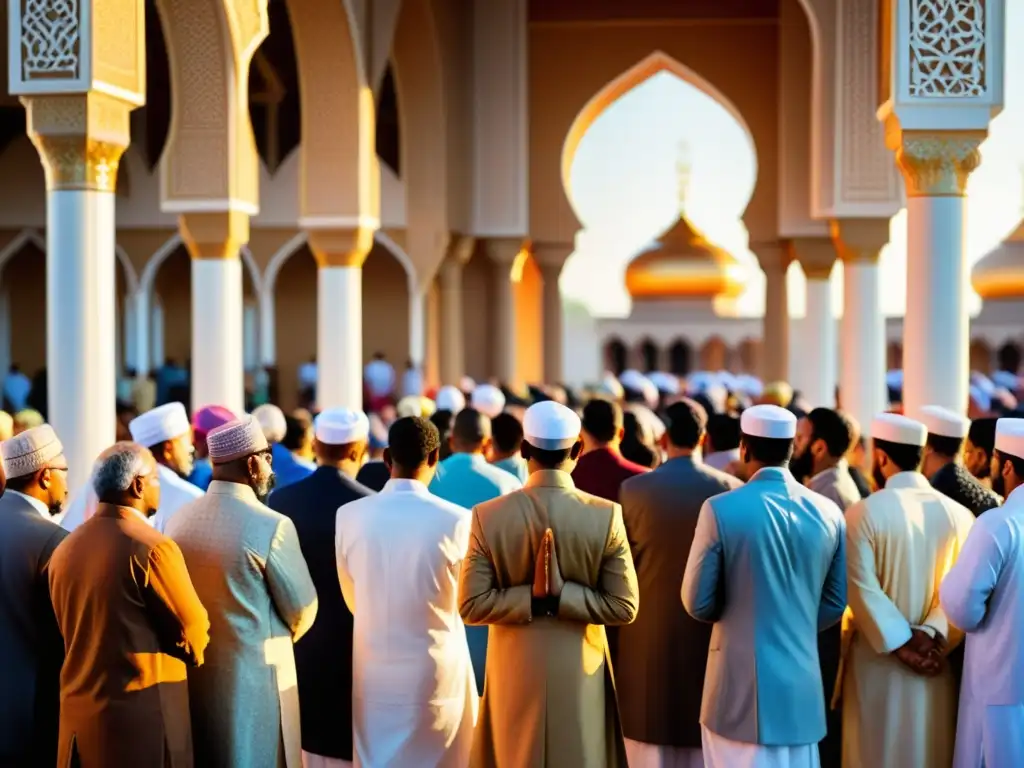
[191,405,237,445]
[207,415,269,464]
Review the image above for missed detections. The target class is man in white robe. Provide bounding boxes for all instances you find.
[336,415,477,767]
[940,418,1024,768]
[839,413,975,768]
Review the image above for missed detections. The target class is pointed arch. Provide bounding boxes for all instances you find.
[139,233,263,298]
[0,229,138,294]
[561,51,757,217]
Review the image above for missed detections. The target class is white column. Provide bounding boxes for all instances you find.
[800,277,837,408]
[903,196,970,418]
[151,299,165,369]
[191,258,244,415]
[134,290,150,377]
[841,260,886,434]
[317,266,362,409]
[409,287,425,368]
[47,190,117,493]
[259,287,276,368]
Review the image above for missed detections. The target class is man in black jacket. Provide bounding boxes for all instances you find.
[921,405,1001,516]
[0,425,67,767]
[268,407,375,767]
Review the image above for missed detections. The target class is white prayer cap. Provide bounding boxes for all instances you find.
[920,405,970,439]
[207,416,270,464]
[648,371,680,395]
[995,418,1024,460]
[315,408,370,445]
[459,376,476,393]
[685,371,712,395]
[871,412,927,447]
[885,370,904,389]
[735,374,764,398]
[397,395,436,420]
[435,385,466,413]
[969,385,992,413]
[2,424,65,479]
[129,403,191,449]
[716,371,740,392]
[740,404,796,440]
[523,401,582,451]
[619,369,648,393]
[598,373,624,401]
[471,384,505,419]
[252,404,287,444]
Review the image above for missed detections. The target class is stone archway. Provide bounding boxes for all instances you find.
[637,338,659,373]
[699,336,728,371]
[668,338,693,376]
[604,337,627,375]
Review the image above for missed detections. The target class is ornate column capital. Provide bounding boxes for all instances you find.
[531,241,574,271]
[890,128,985,198]
[22,93,136,193]
[307,226,375,268]
[830,218,891,264]
[750,241,792,272]
[486,237,526,268]
[180,210,250,260]
[788,237,837,280]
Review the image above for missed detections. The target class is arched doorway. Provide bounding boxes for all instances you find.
[604,338,627,374]
[737,337,761,375]
[699,336,727,371]
[638,338,659,372]
[668,338,693,375]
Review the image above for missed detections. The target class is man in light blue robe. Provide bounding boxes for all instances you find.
[940,417,1024,768]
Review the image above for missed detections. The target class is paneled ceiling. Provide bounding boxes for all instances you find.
[529,0,780,23]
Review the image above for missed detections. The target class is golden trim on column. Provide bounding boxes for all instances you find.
[787,237,836,281]
[180,210,250,260]
[891,129,985,197]
[830,218,890,264]
[308,227,375,268]
[22,93,134,193]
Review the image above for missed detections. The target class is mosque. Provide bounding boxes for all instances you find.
[1,0,1018,495]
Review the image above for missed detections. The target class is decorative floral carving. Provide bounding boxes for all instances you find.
[20,0,81,80]
[895,131,984,196]
[909,0,986,97]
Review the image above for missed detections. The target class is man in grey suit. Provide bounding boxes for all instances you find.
[683,404,846,768]
[617,399,741,768]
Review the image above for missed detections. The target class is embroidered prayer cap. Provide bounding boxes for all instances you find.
[871,412,927,447]
[435,385,466,414]
[191,405,237,442]
[2,424,66,479]
[129,402,191,449]
[648,372,680,396]
[523,400,582,451]
[207,415,269,464]
[397,395,437,420]
[995,418,1024,461]
[740,404,796,440]
[471,384,506,419]
[252,404,288,444]
[315,408,370,446]
[920,405,970,440]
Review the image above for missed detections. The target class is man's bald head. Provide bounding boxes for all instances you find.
[451,407,492,453]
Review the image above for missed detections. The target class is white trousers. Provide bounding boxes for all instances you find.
[302,752,353,768]
[626,738,705,767]
[701,727,820,768]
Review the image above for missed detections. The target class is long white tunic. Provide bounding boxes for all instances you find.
[940,484,1024,768]
[335,479,477,768]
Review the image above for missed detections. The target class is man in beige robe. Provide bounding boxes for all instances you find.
[459,400,639,768]
[839,413,975,768]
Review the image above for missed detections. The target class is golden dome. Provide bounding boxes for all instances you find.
[625,216,747,300]
[972,221,1024,301]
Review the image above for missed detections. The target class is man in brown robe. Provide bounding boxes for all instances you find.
[49,442,210,768]
[459,400,639,767]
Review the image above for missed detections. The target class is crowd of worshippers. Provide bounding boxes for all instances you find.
[3,366,1024,768]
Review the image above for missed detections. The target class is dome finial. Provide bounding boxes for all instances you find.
[676,140,691,214]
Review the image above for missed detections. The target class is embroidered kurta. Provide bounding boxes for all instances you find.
[940,484,1024,768]
[839,472,975,768]
[167,481,318,768]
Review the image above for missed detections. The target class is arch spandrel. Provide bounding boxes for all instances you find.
[154,0,268,215]
[392,0,449,291]
[530,25,779,245]
[286,0,378,227]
